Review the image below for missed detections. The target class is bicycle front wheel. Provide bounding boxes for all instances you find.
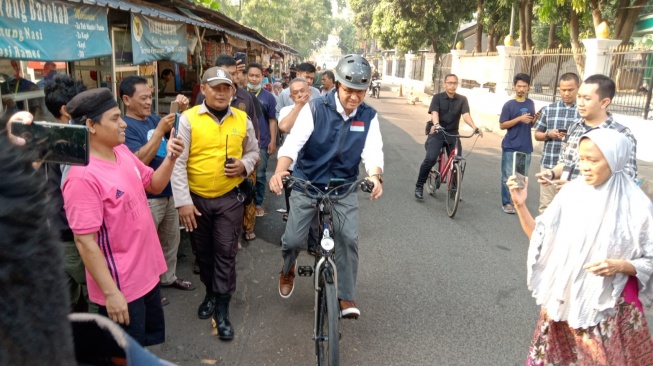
[316,275,340,366]
[446,162,462,218]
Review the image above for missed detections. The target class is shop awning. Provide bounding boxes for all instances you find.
[66,0,227,33]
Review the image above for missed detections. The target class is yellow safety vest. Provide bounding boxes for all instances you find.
[185,106,247,198]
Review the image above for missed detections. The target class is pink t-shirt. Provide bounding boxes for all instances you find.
[63,144,167,305]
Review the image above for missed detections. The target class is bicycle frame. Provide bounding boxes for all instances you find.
[313,203,338,338]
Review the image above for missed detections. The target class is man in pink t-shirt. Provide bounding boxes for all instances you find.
[62,88,184,346]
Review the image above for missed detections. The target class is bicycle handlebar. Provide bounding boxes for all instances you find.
[436,126,478,139]
[281,176,374,201]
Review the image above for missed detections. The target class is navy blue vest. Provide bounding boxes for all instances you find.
[293,90,377,191]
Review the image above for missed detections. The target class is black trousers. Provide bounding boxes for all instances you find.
[416,132,461,186]
[191,190,244,295]
[98,284,164,347]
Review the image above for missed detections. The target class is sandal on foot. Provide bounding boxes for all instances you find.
[244,231,257,241]
[502,204,516,214]
[282,213,288,221]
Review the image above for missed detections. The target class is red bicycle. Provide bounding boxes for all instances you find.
[426,127,479,218]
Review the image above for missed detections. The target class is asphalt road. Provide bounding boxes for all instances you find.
[149,92,565,365]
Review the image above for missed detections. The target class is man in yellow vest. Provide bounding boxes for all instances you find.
[171,67,259,341]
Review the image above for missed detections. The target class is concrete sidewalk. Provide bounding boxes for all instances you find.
[385,82,653,200]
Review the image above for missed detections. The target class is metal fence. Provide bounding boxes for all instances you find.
[432,54,452,94]
[507,47,586,102]
[385,58,393,77]
[604,45,653,119]
[411,55,425,80]
[396,57,406,78]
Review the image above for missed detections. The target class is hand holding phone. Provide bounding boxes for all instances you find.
[235,52,246,65]
[11,121,90,165]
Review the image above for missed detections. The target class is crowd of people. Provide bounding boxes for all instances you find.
[417,69,653,364]
[2,48,653,365]
[1,53,383,363]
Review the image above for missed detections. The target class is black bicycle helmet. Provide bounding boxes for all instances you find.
[334,54,371,90]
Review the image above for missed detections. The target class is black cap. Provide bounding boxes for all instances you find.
[66,88,118,121]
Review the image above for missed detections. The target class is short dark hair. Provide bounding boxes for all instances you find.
[119,75,148,99]
[513,73,531,85]
[245,62,263,74]
[44,74,86,118]
[323,70,334,81]
[584,74,615,100]
[297,62,316,73]
[215,54,237,67]
[443,74,458,82]
[160,69,174,79]
[559,72,579,86]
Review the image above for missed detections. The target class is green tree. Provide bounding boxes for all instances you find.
[215,0,335,58]
[368,0,475,56]
[193,0,221,11]
[336,20,360,55]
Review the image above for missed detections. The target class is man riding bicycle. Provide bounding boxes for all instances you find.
[269,54,384,319]
[415,74,482,199]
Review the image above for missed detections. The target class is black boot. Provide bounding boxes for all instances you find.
[415,184,424,199]
[214,294,234,340]
[197,293,217,319]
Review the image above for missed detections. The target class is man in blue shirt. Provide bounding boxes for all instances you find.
[499,73,535,214]
[120,76,196,305]
[246,62,278,218]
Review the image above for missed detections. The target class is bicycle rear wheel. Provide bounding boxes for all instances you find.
[446,162,462,217]
[316,274,339,366]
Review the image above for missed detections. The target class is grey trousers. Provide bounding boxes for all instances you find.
[281,191,360,301]
[148,196,181,285]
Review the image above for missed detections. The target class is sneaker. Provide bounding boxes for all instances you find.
[279,261,297,298]
[339,299,360,319]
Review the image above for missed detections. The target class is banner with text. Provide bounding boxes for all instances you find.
[131,14,187,65]
[0,1,111,61]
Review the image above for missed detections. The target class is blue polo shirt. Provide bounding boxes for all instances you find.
[123,115,172,199]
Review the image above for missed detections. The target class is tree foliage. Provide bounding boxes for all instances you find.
[367,0,474,56]
[350,0,650,57]
[210,0,336,58]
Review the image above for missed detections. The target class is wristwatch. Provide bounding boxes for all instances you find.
[371,173,384,184]
[545,131,552,142]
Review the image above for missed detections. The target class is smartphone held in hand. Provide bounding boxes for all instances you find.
[11,121,90,166]
[512,151,528,188]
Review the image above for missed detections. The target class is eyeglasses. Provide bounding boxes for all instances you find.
[339,85,366,97]
[445,81,458,86]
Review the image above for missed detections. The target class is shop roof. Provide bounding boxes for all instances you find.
[65,0,227,32]
[64,0,299,55]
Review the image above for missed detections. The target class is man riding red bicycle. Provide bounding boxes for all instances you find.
[415,74,482,199]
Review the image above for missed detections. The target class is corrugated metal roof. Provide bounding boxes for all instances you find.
[64,0,226,32]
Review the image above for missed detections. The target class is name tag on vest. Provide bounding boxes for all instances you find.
[350,120,365,132]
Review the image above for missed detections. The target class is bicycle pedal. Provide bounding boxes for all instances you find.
[297,265,313,277]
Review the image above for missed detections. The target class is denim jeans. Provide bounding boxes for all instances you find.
[501,150,531,206]
[255,149,270,207]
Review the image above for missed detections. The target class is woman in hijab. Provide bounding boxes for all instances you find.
[507,128,653,365]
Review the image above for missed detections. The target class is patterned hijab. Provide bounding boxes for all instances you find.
[527,128,653,328]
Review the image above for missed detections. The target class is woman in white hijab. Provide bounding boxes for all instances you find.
[508,128,653,365]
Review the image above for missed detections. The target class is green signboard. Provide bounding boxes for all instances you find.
[131,13,188,65]
[0,0,111,61]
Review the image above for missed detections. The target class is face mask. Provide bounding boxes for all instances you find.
[247,83,262,91]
